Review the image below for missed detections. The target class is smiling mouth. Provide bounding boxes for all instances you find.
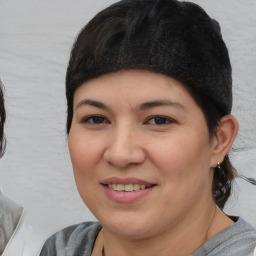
[106,184,154,192]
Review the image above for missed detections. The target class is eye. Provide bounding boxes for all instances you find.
[146,116,175,125]
[82,115,108,125]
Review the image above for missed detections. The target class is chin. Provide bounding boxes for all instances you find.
[98,212,156,239]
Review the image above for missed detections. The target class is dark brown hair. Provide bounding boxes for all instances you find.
[0,80,6,158]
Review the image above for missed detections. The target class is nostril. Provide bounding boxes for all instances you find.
[103,130,146,167]
[104,147,145,168]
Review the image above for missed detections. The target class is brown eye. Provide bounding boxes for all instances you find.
[83,115,107,124]
[147,116,175,125]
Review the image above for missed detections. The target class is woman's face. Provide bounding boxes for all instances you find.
[69,70,217,239]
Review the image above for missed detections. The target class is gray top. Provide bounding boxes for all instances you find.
[40,217,256,256]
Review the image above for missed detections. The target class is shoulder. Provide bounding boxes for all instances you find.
[193,217,256,256]
[39,221,102,256]
[0,191,24,254]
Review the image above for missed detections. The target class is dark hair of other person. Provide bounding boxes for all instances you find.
[0,80,6,158]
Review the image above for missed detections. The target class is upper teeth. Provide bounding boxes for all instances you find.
[108,184,146,191]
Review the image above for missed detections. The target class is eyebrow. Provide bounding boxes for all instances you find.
[75,99,185,112]
[137,100,185,111]
[75,99,109,110]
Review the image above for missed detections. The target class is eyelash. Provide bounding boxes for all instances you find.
[145,115,176,125]
[81,115,176,126]
[81,115,108,125]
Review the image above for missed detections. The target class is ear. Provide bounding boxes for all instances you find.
[210,115,239,168]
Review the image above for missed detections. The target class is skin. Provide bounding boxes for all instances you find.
[68,70,238,256]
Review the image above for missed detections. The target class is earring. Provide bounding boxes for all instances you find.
[217,161,221,169]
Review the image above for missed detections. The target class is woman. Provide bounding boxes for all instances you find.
[40,0,256,255]
[0,81,24,256]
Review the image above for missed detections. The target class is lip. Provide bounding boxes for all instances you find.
[101,177,156,203]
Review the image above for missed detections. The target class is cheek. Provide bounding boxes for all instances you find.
[68,132,104,197]
[149,132,212,185]
[68,134,104,211]
[69,132,102,171]
[148,135,213,213]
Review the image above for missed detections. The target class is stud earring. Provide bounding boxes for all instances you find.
[217,161,221,169]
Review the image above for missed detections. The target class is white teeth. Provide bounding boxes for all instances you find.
[140,185,146,189]
[124,184,133,192]
[133,184,141,191]
[116,184,124,191]
[107,184,148,191]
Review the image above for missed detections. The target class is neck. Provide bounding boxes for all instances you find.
[99,205,233,256]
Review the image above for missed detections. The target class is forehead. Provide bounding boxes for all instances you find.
[74,70,194,106]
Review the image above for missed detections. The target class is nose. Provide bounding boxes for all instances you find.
[104,124,146,168]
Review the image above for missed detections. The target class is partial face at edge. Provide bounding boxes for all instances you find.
[68,69,216,238]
